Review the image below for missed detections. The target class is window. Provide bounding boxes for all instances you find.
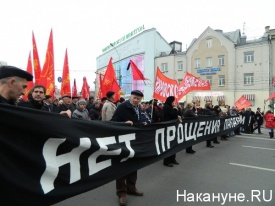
[244,73,254,85]
[195,58,200,68]
[161,63,168,72]
[206,76,212,86]
[206,57,212,67]
[218,55,225,66]
[177,61,183,71]
[244,52,254,63]
[219,75,225,86]
[207,39,212,48]
[178,79,183,84]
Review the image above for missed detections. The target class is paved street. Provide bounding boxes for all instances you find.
[54,129,275,206]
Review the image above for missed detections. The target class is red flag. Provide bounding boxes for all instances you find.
[129,60,148,80]
[177,72,211,100]
[102,58,121,101]
[81,77,90,99]
[98,73,104,99]
[153,67,178,102]
[22,52,34,100]
[266,92,275,102]
[32,31,41,84]
[60,49,71,96]
[38,29,55,96]
[234,96,252,110]
[72,78,77,97]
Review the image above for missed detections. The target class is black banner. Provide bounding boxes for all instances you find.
[0,104,242,205]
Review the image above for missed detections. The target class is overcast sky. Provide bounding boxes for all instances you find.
[0,0,274,90]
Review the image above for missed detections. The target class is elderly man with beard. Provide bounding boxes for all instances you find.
[111,90,151,206]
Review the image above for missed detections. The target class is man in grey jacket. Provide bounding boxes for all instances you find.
[101,91,117,121]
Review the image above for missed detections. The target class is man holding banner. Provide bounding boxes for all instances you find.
[111,90,149,206]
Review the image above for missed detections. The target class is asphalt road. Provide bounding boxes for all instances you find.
[53,129,275,206]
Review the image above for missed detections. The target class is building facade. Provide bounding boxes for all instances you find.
[96,25,274,110]
[96,28,172,101]
[155,26,274,110]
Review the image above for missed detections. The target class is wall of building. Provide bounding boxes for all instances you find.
[96,28,172,101]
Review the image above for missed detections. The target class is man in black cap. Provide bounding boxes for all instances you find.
[0,65,33,105]
[102,91,116,121]
[58,95,72,112]
[69,96,79,113]
[41,95,53,112]
[111,90,150,206]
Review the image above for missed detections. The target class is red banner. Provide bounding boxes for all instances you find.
[177,72,211,100]
[38,29,55,96]
[153,67,178,102]
[32,31,41,84]
[129,60,148,80]
[60,49,71,96]
[72,78,77,97]
[22,52,34,100]
[266,92,275,102]
[234,96,252,110]
[101,58,120,101]
[81,77,90,99]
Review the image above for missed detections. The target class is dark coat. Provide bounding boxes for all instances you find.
[89,107,101,120]
[183,109,197,118]
[162,103,178,121]
[58,104,70,112]
[111,100,151,125]
[0,95,15,105]
[17,99,43,110]
[41,103,52,112]
[255,110,264,125]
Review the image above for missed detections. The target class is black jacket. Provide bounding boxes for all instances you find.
[111,100,151,125]
[162,103,178,121]
[17,98,43,110]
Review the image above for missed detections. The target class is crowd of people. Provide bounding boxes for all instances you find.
[0,65,274,206]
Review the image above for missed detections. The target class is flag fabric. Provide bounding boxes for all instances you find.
[60,49,71,96]
[102,58,120,101]
[234,96,252,110]
[81,77,90,99]
[72,78,77,97]
[265,92,275,102]
[38,29,55,96]
[177,72,211,100]
[98,73,104,99]
[32,31,41,84]
[153,67,178,102]
[22,52,34,100]
[129,60,148,80]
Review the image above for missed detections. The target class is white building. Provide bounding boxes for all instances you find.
[96,27,172,101]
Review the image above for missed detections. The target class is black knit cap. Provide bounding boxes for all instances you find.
[131,90,143,97]
[0,65,33,81]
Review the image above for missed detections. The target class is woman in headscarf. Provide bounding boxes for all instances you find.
[162,96,181,167]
